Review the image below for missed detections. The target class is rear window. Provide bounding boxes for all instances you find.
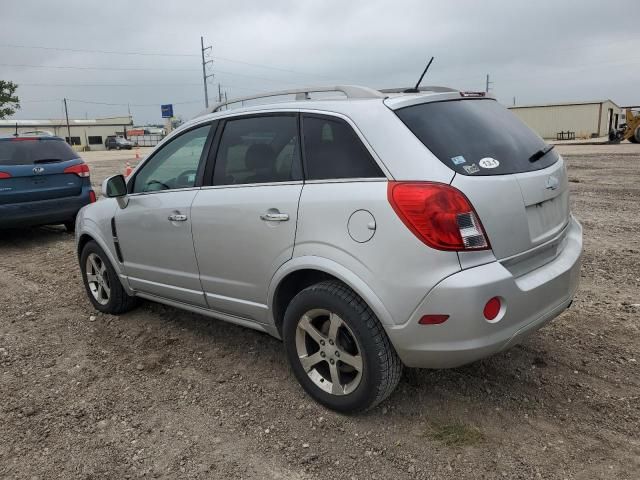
[0,137,79,165]
[395,99,559,175]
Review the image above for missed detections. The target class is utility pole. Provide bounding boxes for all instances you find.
[63,98,71,144]
[485,74,493,93]
[200,36,214,109]
[218,83,222,103]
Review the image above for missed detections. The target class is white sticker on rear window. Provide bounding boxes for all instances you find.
[463,164,480,174]
[451,155,466,165]
[479,157,500,169]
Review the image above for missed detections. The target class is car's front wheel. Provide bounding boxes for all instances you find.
[283,280,402,413]
[80,240,138,314]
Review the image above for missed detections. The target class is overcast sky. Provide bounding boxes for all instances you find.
[2,0,638,124]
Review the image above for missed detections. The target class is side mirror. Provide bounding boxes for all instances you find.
[103,175,127,197]
[102,175,129,209]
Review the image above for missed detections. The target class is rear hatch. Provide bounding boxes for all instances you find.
[0,136,84,205]
[394,97,569,262]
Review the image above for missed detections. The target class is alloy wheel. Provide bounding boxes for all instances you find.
[295,308,363,395]
[86,253,111,305]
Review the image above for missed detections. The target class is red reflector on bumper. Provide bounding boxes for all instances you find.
[483,297,501,321]
[419,314,449,325]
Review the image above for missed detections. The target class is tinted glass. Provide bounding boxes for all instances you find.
[0,137,78,165]
[395,99,559,176]
[302,115,384,180]
[213,115,301,186]
[132,125,210,193]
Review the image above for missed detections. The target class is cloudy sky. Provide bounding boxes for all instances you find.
[2,0,638,124]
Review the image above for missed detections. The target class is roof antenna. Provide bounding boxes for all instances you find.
[404,56,434,93]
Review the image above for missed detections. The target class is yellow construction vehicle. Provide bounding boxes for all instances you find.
[609,108,640,143]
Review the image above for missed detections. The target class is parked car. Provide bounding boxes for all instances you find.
[0,134,95,231]
[105,136,133,150]
[75,85,582,412]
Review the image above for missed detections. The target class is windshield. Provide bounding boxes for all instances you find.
[395,98,559,176]
[0,137,79,166]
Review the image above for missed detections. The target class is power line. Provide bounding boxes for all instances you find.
[0,43,336,80]
[0,43,198,57]
[0,63,197,72]
[19,83,203,87]
[67,98,201,107]
[3,63,319,87]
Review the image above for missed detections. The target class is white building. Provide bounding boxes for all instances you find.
[0,116,134,151]
[509,100,622,140]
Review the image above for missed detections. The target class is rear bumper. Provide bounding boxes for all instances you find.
[0,189,92,228]
[386,216,583,368]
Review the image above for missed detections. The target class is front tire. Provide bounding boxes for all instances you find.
[283,281,402,413]
[80,240,138,314]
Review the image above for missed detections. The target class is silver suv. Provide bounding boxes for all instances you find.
[76,85,582,412]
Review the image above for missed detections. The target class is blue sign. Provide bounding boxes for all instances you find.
[161,104,173,118]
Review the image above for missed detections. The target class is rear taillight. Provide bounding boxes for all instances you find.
[89,190,96,203]
[63,163,90,178]
[387,181,490,251]
[0,171,11,179]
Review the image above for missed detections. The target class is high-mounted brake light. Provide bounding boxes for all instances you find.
[460,91,486,97]
[63,163,90,178]
[388,182,490,251]
[0,171,11,179]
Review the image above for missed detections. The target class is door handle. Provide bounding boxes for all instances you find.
[168,214,188,222]
[260,212,289,222]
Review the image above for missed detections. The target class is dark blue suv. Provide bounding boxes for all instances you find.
[0,135,95,231]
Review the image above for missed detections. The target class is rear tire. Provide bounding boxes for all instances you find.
[283,280,402,413]
[631,126,640,143]
[80,240,138,314]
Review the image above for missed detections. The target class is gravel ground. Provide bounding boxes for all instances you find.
[1,145,639,479]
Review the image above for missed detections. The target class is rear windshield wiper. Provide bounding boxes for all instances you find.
[529,144,555,163]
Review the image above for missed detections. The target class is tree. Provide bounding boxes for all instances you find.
[0,80,20,119]
[171,115,184,129]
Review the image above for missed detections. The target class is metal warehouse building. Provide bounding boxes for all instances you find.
[0,116,133,151]
[509,100,622,140]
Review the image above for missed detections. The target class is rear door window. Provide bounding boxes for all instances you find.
[395,99,559,176]
[302,115,385,180]
[0,137,79,165]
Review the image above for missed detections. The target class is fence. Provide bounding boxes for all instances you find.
[128,134,164,147]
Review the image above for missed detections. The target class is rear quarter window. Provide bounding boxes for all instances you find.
[395,99,559,176]
[0,137,79,165]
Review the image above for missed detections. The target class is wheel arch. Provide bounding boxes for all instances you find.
[269,256,394,337]
[76,226,132,294]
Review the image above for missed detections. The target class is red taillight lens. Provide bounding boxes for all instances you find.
[89,190,96,203]
[483,297,501,321]
[0,171,11,179]
[388,182,490,251]
[63,163,90,178]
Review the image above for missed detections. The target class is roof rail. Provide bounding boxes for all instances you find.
[206,85,384,114]
[380,86,458,94]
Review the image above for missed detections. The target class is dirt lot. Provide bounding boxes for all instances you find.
[1,145,639,479]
